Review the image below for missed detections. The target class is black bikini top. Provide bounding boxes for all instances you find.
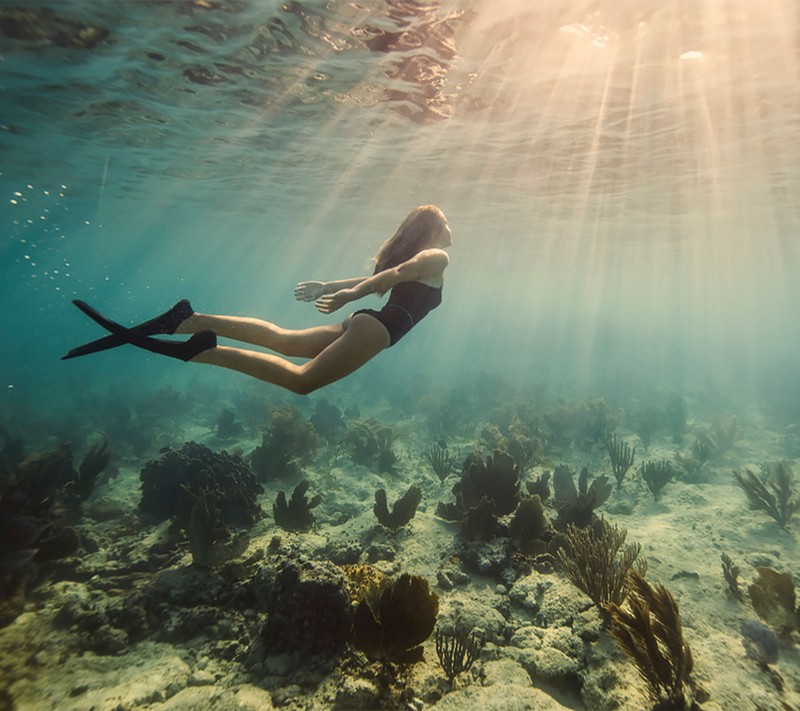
[385,280,442,327]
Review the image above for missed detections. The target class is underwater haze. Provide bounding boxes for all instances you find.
[1,0,798,407]
[2,1,800,710]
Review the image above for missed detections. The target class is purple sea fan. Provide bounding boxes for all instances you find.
[741,619,779,666]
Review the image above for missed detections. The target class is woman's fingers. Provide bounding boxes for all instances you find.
[295,281,322,302]
[315,294,340,314]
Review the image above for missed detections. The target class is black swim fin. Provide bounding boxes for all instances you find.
[63,300,215,363]
[61,299,194,359]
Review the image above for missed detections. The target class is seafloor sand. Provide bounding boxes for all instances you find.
[1,383,798,711]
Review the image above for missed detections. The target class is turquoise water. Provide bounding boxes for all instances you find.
[2,0,798,417]
[1,1,800,708]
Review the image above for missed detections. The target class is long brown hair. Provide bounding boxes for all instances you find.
[372,205,447,275]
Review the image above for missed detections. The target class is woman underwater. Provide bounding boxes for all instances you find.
[63,205,452,394]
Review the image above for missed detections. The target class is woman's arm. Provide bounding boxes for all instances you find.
[294,277,368,302]
[322,277,368,294]
[315,248,449,314]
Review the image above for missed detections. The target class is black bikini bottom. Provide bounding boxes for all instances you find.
[352,304,415,347]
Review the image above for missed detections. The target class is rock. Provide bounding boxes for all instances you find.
[436,558,471,590]
[747,553,781,569]
[90,625,129,655]
[8,642,190,710]
[262,556,352,657]
[153,684,275,710]
[84,494,127,521]
[508,626,582,684]
[461,538,512,577]
[438,594,509,645]
[188,669,216,686]
[333,677,381,709]
[272,685,303,706]
[509,571,589,627]
[432,659,572,710]
[366,542,396,563]
[322,538,362,565]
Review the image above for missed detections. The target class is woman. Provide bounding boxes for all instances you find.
[63,205,451,394]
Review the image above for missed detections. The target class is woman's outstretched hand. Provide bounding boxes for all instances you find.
[294,281,324,302]
[315,288,354,314]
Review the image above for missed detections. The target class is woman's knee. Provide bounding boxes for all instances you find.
[292,380,322,396]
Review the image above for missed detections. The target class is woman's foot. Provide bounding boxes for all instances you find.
[63,299,208,362]
[126,330,217,362]
[62,299,195,360]
[133,299,194,336]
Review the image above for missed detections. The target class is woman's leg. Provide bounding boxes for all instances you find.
[176,312,345,359]
[190,314,390,394]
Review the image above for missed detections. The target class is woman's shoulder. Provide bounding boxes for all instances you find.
[415,248,449,266]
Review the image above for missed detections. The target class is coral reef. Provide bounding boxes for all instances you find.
[606,433,635,488]
[0,444,90,625]
[552,464,612,529]
[557,519,643,606]
[720,553,742,600]
[676,435,714,478]
[346,418,397,472]
[250,406,318,481]
[604,571,699,710]
[351,572,439,663]
[526,470,551,500]
[5,371,800,710]
[481,416,543,470]
[262,556,353,658]
[507,495,551,555]
[139,442,263,530]
[435,625,484,688]
[710,415,739,453]
[216,408,243,440]
[640,460,676,500]
[733,462,798,528]
[632,405,662,451]
[75,434,110,500]
[427,440,455,482]
[748,567,799,636]
[186,489,249,568]
[437,449,521,524]
[0,497,42,623]
[310,399,346,441]
[273,480,322,532]
[664,394,688,443]
[373,485,422,530]
[0,424,25,474]
[545,397,620,451]
[461,497,498,542]
[13,443,96,513]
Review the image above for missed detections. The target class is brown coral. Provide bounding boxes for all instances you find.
[604,571,698,710]
[352,573,439,663]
